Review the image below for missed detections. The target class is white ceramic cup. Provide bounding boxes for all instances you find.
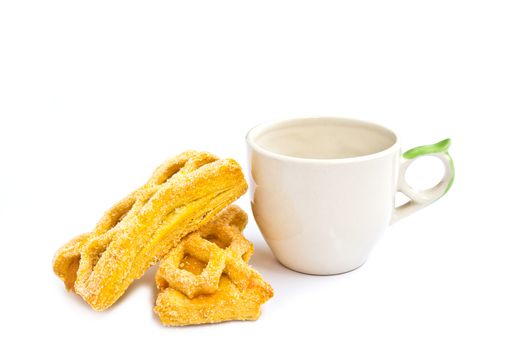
[246,117,454,275]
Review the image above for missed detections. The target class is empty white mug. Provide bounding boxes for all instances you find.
[246,117,454,275]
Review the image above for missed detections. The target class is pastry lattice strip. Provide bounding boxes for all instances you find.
[53,151,247,311]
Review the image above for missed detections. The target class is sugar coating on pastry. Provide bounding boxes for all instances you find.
[53,151,248,311]
[155,205,273,326]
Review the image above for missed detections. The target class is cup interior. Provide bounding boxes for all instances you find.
[248,117,397,160]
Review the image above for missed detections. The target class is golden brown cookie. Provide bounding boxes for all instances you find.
[155,205,273,326]
[53,151,248,311]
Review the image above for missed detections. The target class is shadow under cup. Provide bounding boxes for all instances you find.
[246,117,400,275]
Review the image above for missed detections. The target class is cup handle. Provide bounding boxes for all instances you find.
[391,138,455,224]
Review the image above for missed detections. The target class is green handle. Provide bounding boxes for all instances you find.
[392,138,455,224]
[402,138,455,195]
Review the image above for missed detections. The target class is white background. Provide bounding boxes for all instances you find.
[1,1,524,349]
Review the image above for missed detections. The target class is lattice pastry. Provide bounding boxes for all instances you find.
[155,205,273,326]
[53,151,247,311]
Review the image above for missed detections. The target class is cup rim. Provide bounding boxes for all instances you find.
[246,116,400,163]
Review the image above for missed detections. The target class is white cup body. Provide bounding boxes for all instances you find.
[246,117,400,275]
